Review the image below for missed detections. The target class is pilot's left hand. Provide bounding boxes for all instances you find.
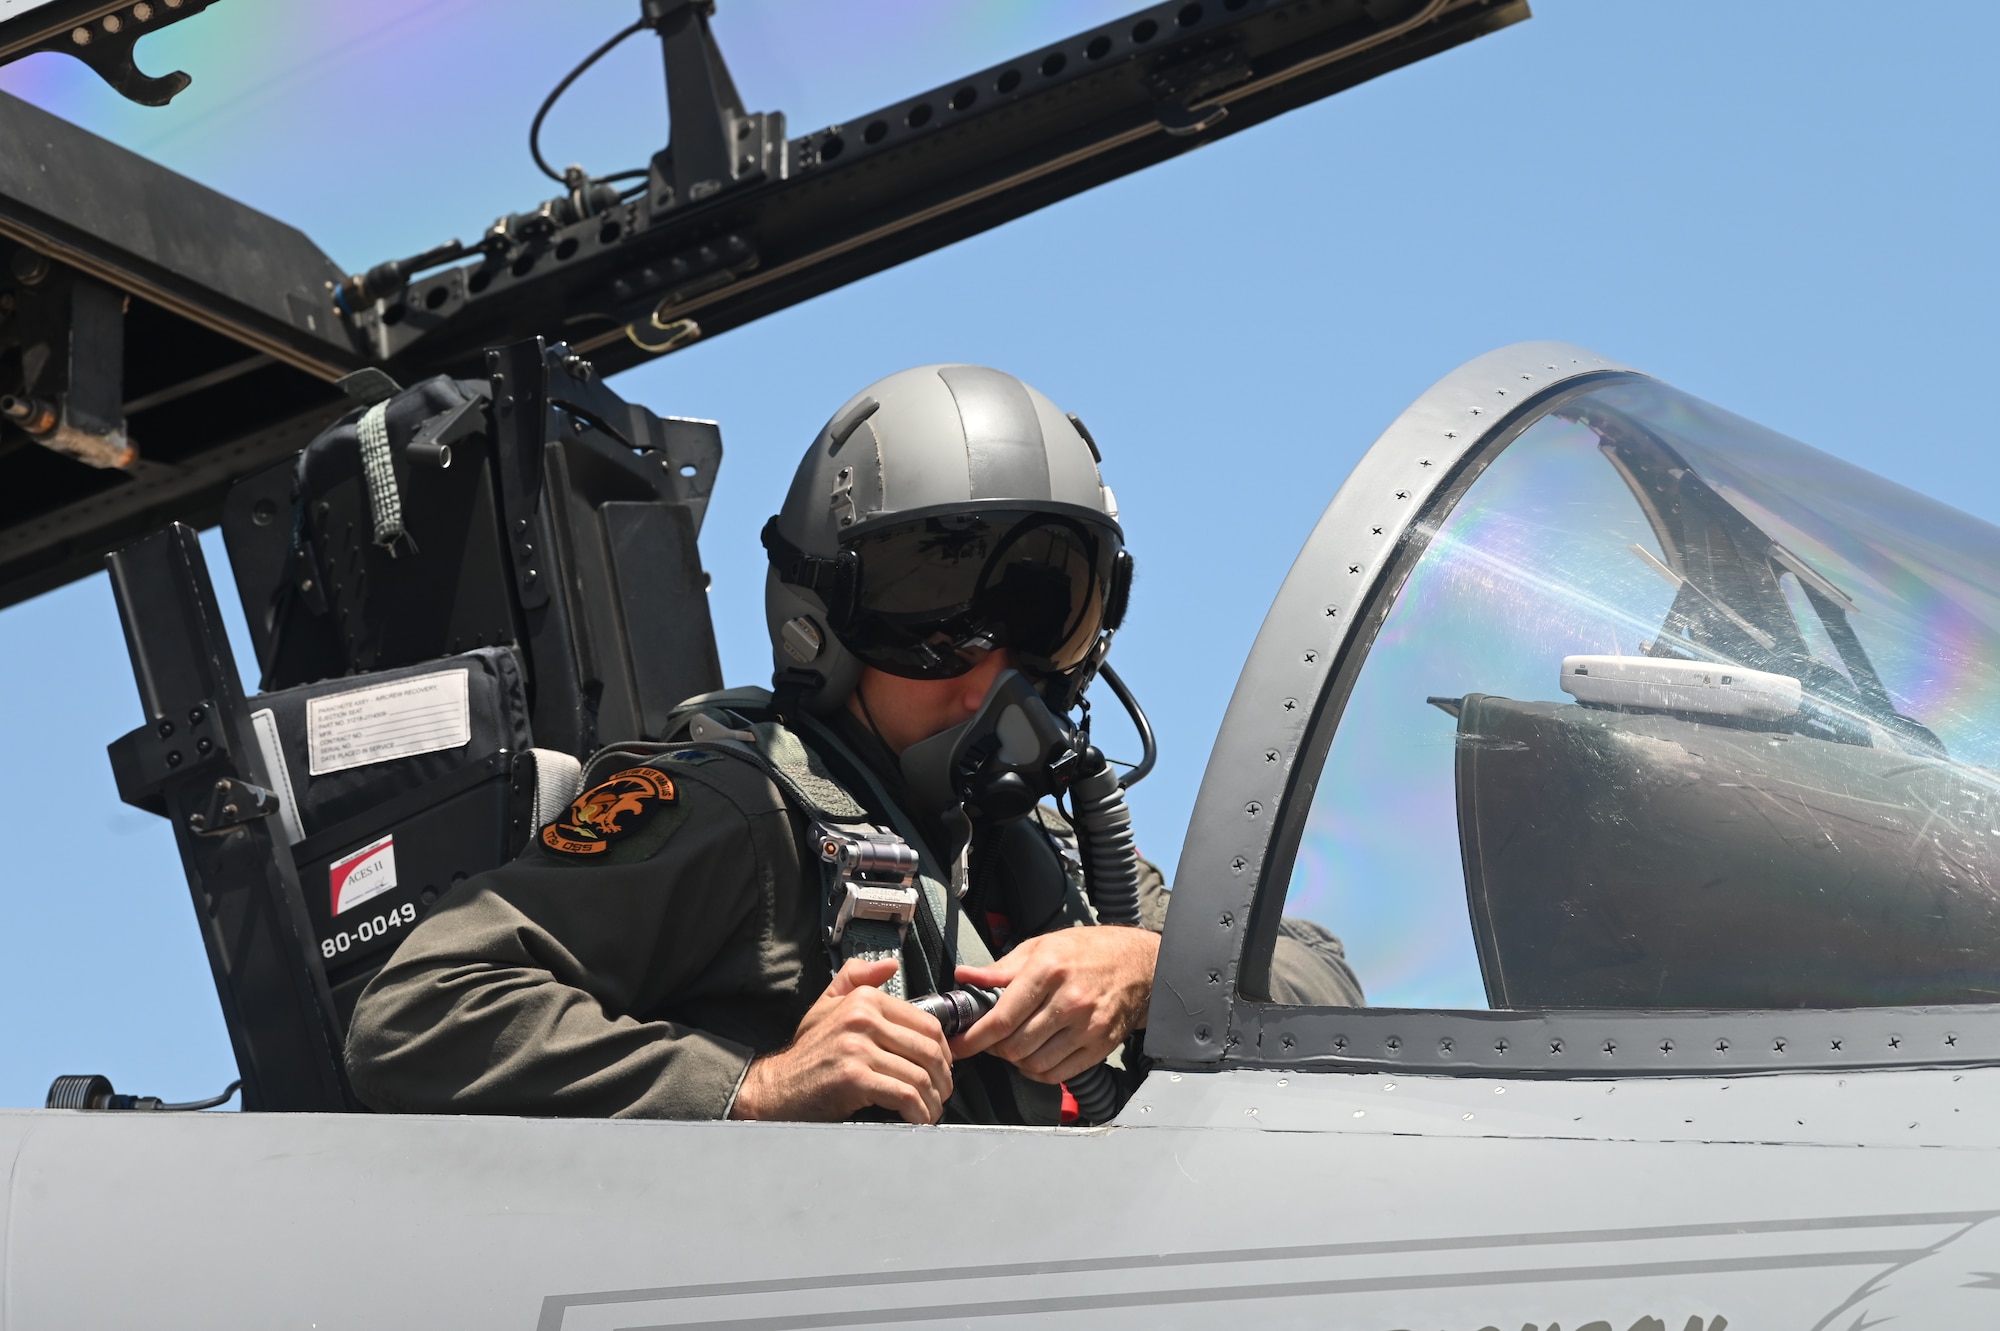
[949,925,1159,1083]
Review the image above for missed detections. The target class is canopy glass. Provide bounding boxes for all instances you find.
[1280,376,2000,1009]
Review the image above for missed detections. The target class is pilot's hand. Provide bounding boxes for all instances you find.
[950,926,1159,1084]
[729,958,952,1124]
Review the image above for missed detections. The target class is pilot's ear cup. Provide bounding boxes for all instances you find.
[1105,549,1134,631]
[764,569,863,714]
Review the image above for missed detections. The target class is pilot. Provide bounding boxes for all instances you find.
[344,365,1361,1124]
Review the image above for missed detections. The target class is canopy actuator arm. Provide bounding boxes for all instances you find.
[643,0,786,214]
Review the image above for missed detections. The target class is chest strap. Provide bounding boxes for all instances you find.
[683,710,951,1000]
[815,824,922,999]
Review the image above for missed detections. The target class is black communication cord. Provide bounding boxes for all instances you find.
[160,1079,243,1112]
[529,18,649,185]
[1097,662,1157,789]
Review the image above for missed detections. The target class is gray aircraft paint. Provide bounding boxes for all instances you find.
[3,1068,1998,1328]
[14,342,2000,1329]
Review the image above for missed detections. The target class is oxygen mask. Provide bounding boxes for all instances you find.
[900,669,1085,823]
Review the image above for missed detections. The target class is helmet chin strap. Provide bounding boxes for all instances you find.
[850,672,891,748]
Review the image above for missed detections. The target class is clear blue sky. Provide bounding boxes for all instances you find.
[1,2,1994,1106]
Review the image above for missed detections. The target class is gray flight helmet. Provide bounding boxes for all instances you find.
[763,364,1124,715]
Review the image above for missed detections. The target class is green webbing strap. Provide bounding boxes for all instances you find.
[750,721,869,821]
[666,693,963,998]
[702,714,945,1000]
[357,400,406,550]
[785,715,958,990]
[955,902,995,971]
[838,919,909,999]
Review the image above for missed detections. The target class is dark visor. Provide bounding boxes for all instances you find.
[838,510,1119,679]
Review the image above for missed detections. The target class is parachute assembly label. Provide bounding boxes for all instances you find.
[306,668,471,775]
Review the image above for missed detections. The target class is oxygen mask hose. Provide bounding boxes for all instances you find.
[1066,748,1141,929]
[1051,745,1144,1125]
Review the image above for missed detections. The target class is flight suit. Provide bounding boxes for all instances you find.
[344,704,1363,1121]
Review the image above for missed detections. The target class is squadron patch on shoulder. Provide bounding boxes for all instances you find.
[542,766,677,856]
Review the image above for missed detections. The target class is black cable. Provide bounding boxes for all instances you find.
[529,18,648,185]
[1097,662,1157,789]
[159,1079,242,1112]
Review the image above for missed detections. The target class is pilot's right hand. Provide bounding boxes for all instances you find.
[728,958,952,1124]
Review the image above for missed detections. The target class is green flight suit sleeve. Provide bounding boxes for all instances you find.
[1133,856,1366,1006]
[344,753,804,1120]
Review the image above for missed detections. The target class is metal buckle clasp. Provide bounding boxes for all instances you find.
[819,825,920,944]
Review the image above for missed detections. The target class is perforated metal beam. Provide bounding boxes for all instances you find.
[0,0,1528,611]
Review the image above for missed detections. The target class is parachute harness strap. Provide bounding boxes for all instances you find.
[687,710,948,1000]
[357,400,407,552]
[816,824,920,999]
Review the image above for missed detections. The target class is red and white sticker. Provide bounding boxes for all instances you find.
[329,835,398,916]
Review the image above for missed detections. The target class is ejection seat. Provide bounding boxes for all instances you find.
[104,338,725,1111]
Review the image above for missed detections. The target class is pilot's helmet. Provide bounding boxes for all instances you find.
[761,364,1131,714]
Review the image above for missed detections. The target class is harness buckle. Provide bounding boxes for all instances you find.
[819,825,921,944]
